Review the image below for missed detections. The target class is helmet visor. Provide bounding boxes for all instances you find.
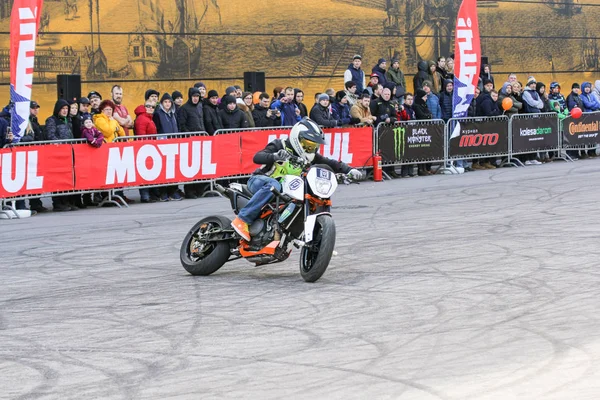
[300,138,320,154]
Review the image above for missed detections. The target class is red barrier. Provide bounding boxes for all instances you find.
[0,144,74,198]
[0,127,373,198]
[73,134,241,190]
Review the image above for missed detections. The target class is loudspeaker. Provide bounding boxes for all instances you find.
[57,74,81,101]
[244,71,266,93]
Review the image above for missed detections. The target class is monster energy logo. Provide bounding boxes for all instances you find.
[393,126,406,160]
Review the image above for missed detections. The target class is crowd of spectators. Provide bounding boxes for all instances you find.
[1,53,599,214]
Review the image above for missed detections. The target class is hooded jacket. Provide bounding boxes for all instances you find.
[310,103,338,127]
[567,90,584,111]
[580,82,600,112]
[177,87,206,132]
[498,82,521,116]
[134,104,158,136]
[548,83,567,111]
[371,64,388,86]
[475,88,500,117]
[45,99,74,140]
[413,61,430,93]
[413,90,432,120]
[153,94,179,134]
[535,82,553,113]
[385,66,406,94]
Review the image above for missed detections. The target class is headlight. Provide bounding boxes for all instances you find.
[315,179,332,195]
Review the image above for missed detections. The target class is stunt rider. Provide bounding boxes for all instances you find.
[231,118,362,241]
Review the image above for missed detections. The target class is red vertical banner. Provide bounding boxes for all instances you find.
[452,0,480,120]
[10,0,44,141]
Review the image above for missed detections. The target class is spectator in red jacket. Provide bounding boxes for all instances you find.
[134,102,158,137]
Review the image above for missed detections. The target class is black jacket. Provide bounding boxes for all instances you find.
[203,101,223,134]
[476,91,500,117]
[252,104,277,127]
[253,138,352,176]
[309,104,338,127]
[29,115,44,141]
[45,99,74,140]
[369,98,397,124]
[220,106,249,129]
[413,97,433,120]
[413,61,430,93]
[178,88,206,132]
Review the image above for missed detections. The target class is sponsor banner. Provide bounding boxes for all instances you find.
[378,122,445,163]
[561,113,600,147]
[449,119,509,157]
[452,0,481,118]
[73,135,241,190]
[512,115,559,153]
[240,127,373,172]
[10,0,44,141]
[0,144,73,197]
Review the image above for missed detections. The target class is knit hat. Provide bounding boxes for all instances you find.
[171,90,183,101]
[144,89,159,100]
[377,58,386,65]
[416,89,427,99]
[423,80,432,88]
[318,93,330,102]
[234,85,241,90]
[225,86,236,96]
[88,91,102,100]
[345,81,357,90]
[78,97,90,105]
[353,54,362,60]
[193,82,206,89]
[98,99,116,112]
[208,89,219,98]
[391,58,399,65]
[526,77,536,86]
[335,90,347,102]
[159,93,172,103]
[223,95,236,105]
[572,82,580,89]
[189,87,201,97]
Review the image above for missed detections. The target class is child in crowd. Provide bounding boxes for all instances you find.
[81,117,103,147]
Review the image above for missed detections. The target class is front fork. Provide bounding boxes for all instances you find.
[303,197,331,243]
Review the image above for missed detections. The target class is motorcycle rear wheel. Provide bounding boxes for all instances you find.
[299,214,336,282]
[180,215,233,276]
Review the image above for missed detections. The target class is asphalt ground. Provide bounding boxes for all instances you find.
[2,160,600,399]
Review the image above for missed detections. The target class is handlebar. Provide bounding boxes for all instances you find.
[336,173,360,185]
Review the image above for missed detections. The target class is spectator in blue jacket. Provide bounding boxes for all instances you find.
[580,82,600,112]
[371,58,388,86]
[423,81,441,119]
[332,91,356,126]
[438,79,454,121]
[270,87,301,126]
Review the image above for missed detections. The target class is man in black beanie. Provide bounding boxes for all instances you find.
[204,89,223,134]
[172,90,184,110]
[144,89,160,106]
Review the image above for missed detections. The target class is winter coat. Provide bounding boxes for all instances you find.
[252,104,277,128]
[238,103,255,128]
[371,64,388,86]
[220,106,249,129]
[204,102,223,134]
[476,91,500,117]
[548,92,567,112]
[178,88,206,132]
[370,98,397,124]
[45,100,74,141]
[413,61,430,93]
[271,99,301,126]
[332,102,352,125]
[521,88,544,113]
[385,66,407,96]
[567,92,583,111]
[94,113,126,142]
[428,61,442,94]
[344,64,365,94]
[29,115,43,141]
[294,89,309,117]
[0,118,9,147]
[350,103,375,125]
[426,93,442,119]
[580,82,600,112]
[134,105,157,136]
[498,83,521,116]
[310,103,338,127]
[82,127,103,147]
[439,88,454,121]
[152,104,179,134]
[413,97,432,120]
[399,104,416,121]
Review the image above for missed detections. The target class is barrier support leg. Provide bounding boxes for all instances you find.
[0,200,20,219]
[202,180,225,198]
[98,191,124,208]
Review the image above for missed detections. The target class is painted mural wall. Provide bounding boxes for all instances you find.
[0,0,597,117]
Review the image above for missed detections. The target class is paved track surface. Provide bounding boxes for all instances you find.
[3,161,600,400]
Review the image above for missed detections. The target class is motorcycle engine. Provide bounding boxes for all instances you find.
[248,218,277,250]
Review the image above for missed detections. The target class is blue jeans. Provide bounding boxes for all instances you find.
[238,175,281,224]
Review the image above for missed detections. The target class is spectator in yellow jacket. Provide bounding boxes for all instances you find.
[93,100,126,143]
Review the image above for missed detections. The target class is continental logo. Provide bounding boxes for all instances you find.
[520,127,552,136]
[569,121,599,136]
[459,133,499,147]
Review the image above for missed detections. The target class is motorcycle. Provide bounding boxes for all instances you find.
[180,156,354,282]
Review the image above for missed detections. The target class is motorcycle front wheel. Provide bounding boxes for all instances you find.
[299,214,336,282]
[180,215,233,276]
